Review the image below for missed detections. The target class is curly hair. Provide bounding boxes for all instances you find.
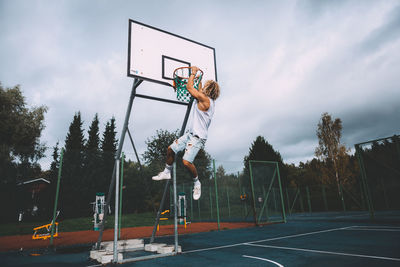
[202,80,220,100]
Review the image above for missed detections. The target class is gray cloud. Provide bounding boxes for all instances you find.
[1,0,399,168]
[358,4,400,55]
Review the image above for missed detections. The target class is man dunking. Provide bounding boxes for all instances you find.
[152,66,220,200]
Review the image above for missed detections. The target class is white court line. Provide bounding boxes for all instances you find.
[345,228,400,232]
[248,226,354,244]
[183,226,351,254]
[182,243,243,254]
[344,225,400,232]
[244,243,400,262]
[242,255,284,267]
[348,225,400,229]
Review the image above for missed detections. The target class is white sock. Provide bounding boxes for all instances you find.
[193,177,200,184]
[164,164,173,173]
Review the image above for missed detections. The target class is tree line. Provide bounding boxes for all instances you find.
[1,83,398,223]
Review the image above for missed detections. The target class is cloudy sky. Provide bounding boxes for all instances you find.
[1,0,399,168]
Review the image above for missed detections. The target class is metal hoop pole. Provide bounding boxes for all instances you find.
[95,79,142,250]
[113,158,120,263]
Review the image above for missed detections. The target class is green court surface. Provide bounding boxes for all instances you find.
[1,211,399,266]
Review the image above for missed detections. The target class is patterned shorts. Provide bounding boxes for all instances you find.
[170,132,206,163]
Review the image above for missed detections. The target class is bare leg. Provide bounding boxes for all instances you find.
[184,159,201,200]
[166,146,175,165]
[182,159,198,179]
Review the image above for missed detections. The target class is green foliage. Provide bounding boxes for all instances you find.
[101,117,117,153]
[82,114,102,203]
[244,136,283,167]
[315,112,350,196]
[287,159,324,188]
[60,112,86,217]
[59,113,119,218]
[86,114,100,151]
[143,129,179,169]
[0,83,47,222]
[50,142,60,181]
[99,117,118,193]
[122,160,153,213]
[243,136,287,188]
[143,129,212,182]
[357,135,400,210]
[140,129,213,211]
[315,112,344,162]
[0,83,47,181]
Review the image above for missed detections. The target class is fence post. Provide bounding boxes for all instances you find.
[299,188,304,212]
[275,162,286,223]
[50,148,64,246]
[339,184,346,212]
[322,186,328,211]
[306,186,312,213]
[359,181,366,210]
[227,187,231,218]
[209,189,213,219]
[285,188,291,215]
[243,187,248,217]
[190,186,193,221]
[213,159,220,230]
[118,152,124,239]
[197,191,201,221]
[355,144,374,219]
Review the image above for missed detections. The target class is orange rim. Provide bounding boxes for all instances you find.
[173,66,203,79]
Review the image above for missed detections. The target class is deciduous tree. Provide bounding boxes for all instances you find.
[315,112,349,198]
[0,83,47,182]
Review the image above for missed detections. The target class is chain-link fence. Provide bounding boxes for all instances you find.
[355,135,400,218]
[4,136,399,237]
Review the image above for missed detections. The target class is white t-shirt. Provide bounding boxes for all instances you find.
[189,98,215,140]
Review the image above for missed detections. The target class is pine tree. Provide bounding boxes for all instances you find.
[243,136,287,189]
[86,114,100,151]
[101,117,117,153]
[244,136,283,169]
[61,112,86,217]
[100,117,118,193]
[49,142,60,183]
[83,114,101,203]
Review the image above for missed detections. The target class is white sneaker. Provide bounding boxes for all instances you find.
[152,171,171,181]
[193,181,201,200]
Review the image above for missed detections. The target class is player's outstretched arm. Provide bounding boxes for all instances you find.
[187,67,210,110]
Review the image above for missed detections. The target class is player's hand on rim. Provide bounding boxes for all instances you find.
[191,66,200,75]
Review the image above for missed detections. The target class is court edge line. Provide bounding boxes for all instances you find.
[244,243,400,262]
[347,225,400,229]
[248,226,354,244]
[182,243,243,254]
[344,228,400,232]
[242,255,284,267]
[182,226,352,254]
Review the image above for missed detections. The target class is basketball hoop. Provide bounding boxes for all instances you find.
[173,67,203,103]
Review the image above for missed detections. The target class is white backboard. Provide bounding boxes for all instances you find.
[128,20,217,87]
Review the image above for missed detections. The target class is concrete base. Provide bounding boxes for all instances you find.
[100,252,123,264]
[90,249,105,261]
[102,239,144,252]
[157,245,182,254]
[144,243,167,252]
[90,250,123,264]
[90,239,144,264]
